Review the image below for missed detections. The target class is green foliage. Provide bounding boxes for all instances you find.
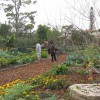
[16,48,33,53]
[93,60,100,68]
[5,34,15,50]
[47,63,70,75]
[25,24,34,34]
[0,82,38,100]
[18,56,32,64]
[16,54,38,64]
[1,0,36,34]
[9,57,19,64]
[66,46,85,52]
[66,51,84,67]
[0,48,48,68]
[0,57,9,67]
[65,45,100,68]
[46,95,57,100]
[0,51,13,58]
[47,28,60,42]
[35,25,60,46]
[81,45,100,67]
[14,37,34,48]
[0,24,11,36]
[0,50,38,68]
[77,70,88,75]
[30,75,66,90]
[71,31,94,45]
[41,51,48,58]
[37,25,48,42]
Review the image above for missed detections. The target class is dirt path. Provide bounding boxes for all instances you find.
[0,54,66,85]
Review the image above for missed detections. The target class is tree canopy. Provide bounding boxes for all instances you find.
[0,0,36,35]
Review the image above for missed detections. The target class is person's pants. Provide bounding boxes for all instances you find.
[51,52,56,62]
[37,52,41,60]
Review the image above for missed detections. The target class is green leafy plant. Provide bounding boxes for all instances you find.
[29,75,66,90]
[41,51,48,58]
[46,95,57,100]
[1,82,34,100]
[77,70,88,75]
[0,58,9,67]
[47,63,70,75]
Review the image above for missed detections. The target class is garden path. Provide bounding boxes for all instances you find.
[0,54,66,85]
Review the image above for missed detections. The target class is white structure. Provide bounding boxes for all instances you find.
[69,84,100,100]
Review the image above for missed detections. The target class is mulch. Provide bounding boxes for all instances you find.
[0,54,66,85]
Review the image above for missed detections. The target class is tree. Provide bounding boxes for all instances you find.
[61,25,74,49]
[47,27,60,42]
[0,0,36,35]
[24,24,34,34]
[36,25,49,43]
[71,30,94,46]
[0,23,11,36]
[5,34,15,50]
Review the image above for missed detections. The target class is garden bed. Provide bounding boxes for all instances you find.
[0,54,66,85]
[0,54,100,99]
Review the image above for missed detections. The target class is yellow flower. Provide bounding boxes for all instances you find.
[6,84,10,88]
[5,93,8,95]
[45,82,48,85]
[88,77,93,81]
[46,79,49,82]
[88,62,94,67]
[20,81,25,83]
[23,91,27,95]
[26,94,29,97]
[35,95,39,98]
[4,91,8,95]
[30,91,35,94]
[0,86,3,90]
[0,91,4,95]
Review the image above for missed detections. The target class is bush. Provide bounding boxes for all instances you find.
[47,63,70,75]
[31,55,38,62]
[30,75,66,90]
[0,58,9,67]
[41,51,48,58]
[9,57,19,64]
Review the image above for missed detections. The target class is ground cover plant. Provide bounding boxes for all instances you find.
[66,45,100,69]
[0,49,48,68]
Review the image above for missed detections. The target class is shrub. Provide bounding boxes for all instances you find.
[41,51,48,58]
[31,55,38,62]
[0,58,9,67]
[9,57,19,64]
[30,75,66,90]
[47,63,70,75]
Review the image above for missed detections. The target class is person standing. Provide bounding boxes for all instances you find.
[44,40,51,57]
[50,44,57,62]
[36,41,41,61]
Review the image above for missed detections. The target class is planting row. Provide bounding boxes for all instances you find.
[0,49,48,68]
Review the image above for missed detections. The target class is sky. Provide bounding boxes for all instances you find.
[0,0,100,30]
[35,0,100,30]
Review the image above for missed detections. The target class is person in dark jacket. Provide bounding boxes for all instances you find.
[50,44,57,62]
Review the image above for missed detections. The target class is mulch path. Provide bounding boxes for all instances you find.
[0,54,66,85]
